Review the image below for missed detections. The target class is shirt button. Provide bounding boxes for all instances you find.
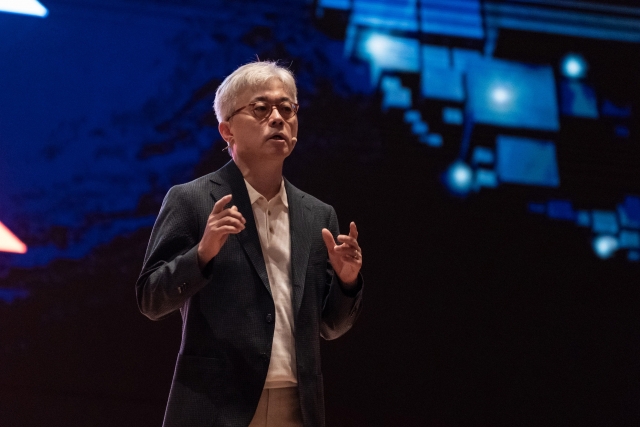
[269,227,274,233]
[268,210,271,216]
[266,313,273,323]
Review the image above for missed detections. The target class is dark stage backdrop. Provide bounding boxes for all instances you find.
[1,0,640,426]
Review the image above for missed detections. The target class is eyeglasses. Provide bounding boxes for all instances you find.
[227,101,299,121]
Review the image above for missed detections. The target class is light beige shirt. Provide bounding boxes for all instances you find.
[244,178,297,389]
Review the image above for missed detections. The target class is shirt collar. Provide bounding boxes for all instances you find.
[244,178,289,208]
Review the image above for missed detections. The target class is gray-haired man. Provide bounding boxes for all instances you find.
[137,61,364,427]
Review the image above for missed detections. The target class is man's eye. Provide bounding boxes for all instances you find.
[254,105,268,112]
[281,105,293,114]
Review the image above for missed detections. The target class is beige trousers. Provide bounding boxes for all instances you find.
[248,387,304,427]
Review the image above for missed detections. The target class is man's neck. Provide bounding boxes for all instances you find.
[234,157,283,201]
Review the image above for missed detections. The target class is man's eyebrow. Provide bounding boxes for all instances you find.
[251,95,292,102]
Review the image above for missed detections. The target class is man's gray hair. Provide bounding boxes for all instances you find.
[213,61,297,123]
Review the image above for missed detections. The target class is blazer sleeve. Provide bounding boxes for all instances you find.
[320,207,364,340]
[136,185,211,321]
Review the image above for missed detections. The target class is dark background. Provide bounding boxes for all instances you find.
[1,0,640,426]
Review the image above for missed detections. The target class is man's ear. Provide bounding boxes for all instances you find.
[219,121,232,141]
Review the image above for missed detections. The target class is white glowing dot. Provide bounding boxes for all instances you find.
[446,161,473,194]
[492,86,511,105]
[592,235,618,259]
[561,54,587,79]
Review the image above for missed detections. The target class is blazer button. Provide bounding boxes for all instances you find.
[177,283,187,294]
[265,313,273,323]
[260,353,270,361]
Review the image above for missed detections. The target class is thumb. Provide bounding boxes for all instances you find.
[321,228,336,254]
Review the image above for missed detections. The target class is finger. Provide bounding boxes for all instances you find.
[214,217,246,230]
[339,254,362,264]
[321,228,337,254]
[349,221,358,239]
[336,235,360,251]
[217,225,244,235]
[211,195,232,216]
[214,207,246,224]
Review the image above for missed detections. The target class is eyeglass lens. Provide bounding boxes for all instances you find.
[252,102,296,120]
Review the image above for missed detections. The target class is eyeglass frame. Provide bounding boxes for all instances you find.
[226,101,300,122]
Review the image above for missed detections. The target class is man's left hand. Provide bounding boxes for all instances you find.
[322,222,362,289]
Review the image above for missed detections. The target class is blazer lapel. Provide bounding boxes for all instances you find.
[209,161,271,296]
[286,179,313,317]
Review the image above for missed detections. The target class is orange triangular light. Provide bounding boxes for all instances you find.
[0,221,27,254]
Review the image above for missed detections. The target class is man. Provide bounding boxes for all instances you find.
[137,61,363,427]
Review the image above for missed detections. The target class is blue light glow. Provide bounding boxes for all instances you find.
[592,235,619,259]
[0,0,48,17]
[466,58,559,131]
[561,54,587,79]
[491,85,513,107]
[445,161,473,194]
[592,210,619,234]
[496,136,560,188]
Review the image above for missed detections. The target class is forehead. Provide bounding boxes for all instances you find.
[236,78,295,105]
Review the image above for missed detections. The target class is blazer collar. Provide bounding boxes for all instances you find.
[209,161,272,295]
[209,161,314,315]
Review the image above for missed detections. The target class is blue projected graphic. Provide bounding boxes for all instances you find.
[466,59,559,131]
[496,136,560,188]
[317,0,640,260]
[0,0,48,17]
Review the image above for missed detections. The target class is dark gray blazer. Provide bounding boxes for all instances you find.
[136,160,363,427]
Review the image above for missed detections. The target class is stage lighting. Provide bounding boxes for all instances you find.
[0,221,27,254]
[592,235,618,259]
[561,54,587,79]
[445,161,473,194]
[0,0,48,17]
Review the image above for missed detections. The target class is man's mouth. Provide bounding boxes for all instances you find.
[269,134,286,141]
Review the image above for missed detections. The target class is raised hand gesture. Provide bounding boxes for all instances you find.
[321,222,362,289]
[197,195,246,269]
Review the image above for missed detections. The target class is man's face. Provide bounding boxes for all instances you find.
[221,78,298,164]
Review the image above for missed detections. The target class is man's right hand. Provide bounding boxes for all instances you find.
[197,194,246,269]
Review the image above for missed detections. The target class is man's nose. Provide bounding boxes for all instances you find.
[268,106,284,125]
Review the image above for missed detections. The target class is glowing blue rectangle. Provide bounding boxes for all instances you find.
[560,81,598,119]
[576,210,591,227]
[381,76,412,110]
[452,48,482,71]
[420,133,443,147]
[615,125,630,138]
[420,0,484,39]
[528,202,546,214]
[620,231,640,249]
[404,110,422,124]
[591,210,619,234]
[352,0,418,31]
[443,107,463,125]
[618,196,640,229]
[421,67,464,101]
[357,33,420,75]
[319,0,351,9]
[601,100,632,118]
[547,200,576,221]
[496,136,560,187]
[476,169,498,188]
[466,58,559,131]
[412,121,428,135]
[422,45,450,69]
[472,146,494,165]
